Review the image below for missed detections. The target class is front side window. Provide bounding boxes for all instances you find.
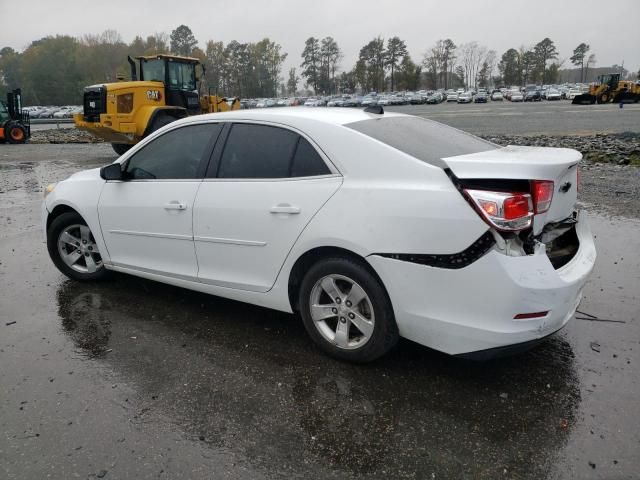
[125,123,220,180]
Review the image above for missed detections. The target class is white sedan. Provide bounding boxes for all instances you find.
[43,108,596,362]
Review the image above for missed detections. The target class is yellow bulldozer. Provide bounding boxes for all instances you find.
[572,73,640,105]
[74,54,240,154]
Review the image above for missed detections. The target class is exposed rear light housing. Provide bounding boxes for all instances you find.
[531,180,554,213]
[464,189,533,232]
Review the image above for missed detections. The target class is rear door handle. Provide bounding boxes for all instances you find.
[270,204,300,214]
[164,201,187,210]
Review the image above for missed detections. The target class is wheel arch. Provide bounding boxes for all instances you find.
[46,204,80,231]
[287,246,389,313]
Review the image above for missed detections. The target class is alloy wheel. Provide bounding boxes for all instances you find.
[309,274,375,350]
[57,224,103,273]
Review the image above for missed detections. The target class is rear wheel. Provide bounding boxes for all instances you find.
[47,212,109,281]
[6,122,27,144]
[597,93,610,104]
[299,257,398,363]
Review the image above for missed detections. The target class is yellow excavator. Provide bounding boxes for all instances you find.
[572,73,640,105]
[74,54,240,154]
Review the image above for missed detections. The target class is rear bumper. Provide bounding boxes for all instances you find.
[368,212,596,355]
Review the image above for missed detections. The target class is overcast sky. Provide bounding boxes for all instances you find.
[2,0,639,79]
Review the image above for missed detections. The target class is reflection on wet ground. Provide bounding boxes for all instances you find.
[55,276,581,479]
[1,146,639,479]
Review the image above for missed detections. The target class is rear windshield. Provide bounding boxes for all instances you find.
[345,116,495,167]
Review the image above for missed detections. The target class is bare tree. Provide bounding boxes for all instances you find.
[584,54,596,82]
[460,42,488,90]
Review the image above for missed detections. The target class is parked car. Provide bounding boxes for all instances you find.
[457,92,473,103]
[257,99,276,108]
[377,96,392,106]
[408,93,425,105]
[546,89,562,101]
[342,96,360,107]
[509,90,524,102]
[361,95,377,107]
[474,92,488,103]
[43,108,595,362]
[304,98,323,107]
[524,90,542,102]
[490,91,504,101]
[566,88,582,100]
[446,92,459,102]
[426,93,443,104]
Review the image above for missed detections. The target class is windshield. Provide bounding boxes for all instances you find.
[141,59,165,83]
[346,116,495,168]
[167,61,196,90]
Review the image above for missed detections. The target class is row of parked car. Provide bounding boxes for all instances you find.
[240,83,591,109]
[22,105,82,119]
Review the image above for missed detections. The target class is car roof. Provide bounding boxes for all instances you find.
[175,107,408,128]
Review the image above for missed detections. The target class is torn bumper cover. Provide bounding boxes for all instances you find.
[367,211,596,356]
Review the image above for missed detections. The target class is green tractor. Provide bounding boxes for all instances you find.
[0,89,31,144]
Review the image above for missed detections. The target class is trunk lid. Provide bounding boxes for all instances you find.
[443,146,581,234]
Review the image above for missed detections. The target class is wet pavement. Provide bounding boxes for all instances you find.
[1,144,639,479]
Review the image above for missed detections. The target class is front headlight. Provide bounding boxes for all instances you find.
[44,183,57,197]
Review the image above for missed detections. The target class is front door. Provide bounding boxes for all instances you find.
[98,122,222,278]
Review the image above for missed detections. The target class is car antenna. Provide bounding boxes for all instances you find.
[364,105,384,114]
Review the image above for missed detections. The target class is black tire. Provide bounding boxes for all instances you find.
[111,143,132,155]
[6,122,27,144]
[47,212,109,282]
[298,257,398,363]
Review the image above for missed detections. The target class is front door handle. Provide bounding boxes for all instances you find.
[270,204,300,215]
[164,201,187,210]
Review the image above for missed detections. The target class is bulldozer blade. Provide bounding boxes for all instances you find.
[572,94,596,105]
[612,92,640,104]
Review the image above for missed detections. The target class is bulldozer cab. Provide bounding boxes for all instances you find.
[597,73,620,88]
[136,54,203,114]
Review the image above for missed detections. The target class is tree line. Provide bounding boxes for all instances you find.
[1,25,637,105]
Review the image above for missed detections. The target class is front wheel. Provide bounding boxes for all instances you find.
[47,212,109,281]
[6,122,27,144]
[299,257,398,362]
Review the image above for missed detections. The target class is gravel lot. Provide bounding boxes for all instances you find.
[1,106,639,479]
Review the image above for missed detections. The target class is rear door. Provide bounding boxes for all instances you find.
[193,122,342,292]
[98,122,222,278]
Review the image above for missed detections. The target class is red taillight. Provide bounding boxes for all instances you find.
[465,189,533,232]
[503,194,531,219]
[531,180,554,213]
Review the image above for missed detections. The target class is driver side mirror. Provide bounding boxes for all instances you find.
[100,163,124,181]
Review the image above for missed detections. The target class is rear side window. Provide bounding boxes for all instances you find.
[217,124,330,179]
[125,123,220,180]
[218,124,298,178]
[345,116,495,167]
[291,137,330,177]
